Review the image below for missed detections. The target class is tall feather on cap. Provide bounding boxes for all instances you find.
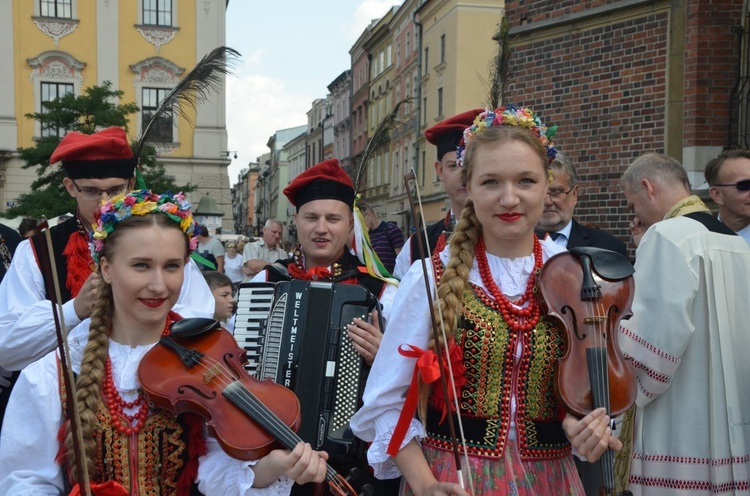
[488,15,513,110]
[132,46,240,187]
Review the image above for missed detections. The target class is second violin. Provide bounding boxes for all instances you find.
[537,246,637,496]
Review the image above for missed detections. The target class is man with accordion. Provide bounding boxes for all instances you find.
[240,158,397,495]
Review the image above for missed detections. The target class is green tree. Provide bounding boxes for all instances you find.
[4,81,193,219]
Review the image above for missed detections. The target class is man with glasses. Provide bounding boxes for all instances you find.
[0,127,214,373]
[538,152,628,258]
[705,148,750,244]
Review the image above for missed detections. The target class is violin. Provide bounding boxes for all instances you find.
[536,247,636,496]
[137,318,357,496]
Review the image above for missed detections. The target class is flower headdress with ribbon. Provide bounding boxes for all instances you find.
[91,189,197,264]
[455,105,558,169]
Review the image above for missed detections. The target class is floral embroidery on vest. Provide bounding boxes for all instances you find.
[59,368,193,495]
[423,255,570,460]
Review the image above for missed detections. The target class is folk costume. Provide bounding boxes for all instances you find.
[0,224,22,430]
[393,109,482,280]
[0,128,214,372]
[0,314,295,496]
[618,196,750,495]
[350,239,584,495]
[251,159,393,495]
[252,159,387,300]
[351,107,584,495]
[0,190,296,495]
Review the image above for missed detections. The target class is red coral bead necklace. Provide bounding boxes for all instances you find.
[475,234,543,332]
[102,317,172,435]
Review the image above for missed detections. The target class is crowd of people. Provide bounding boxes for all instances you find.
[0,101,748,496]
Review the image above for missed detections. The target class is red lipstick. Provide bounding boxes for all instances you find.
[140,298,166,308]
[498,213,522,222]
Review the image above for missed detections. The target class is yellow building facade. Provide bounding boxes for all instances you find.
[414,0,504,223]
[0,0,232,230]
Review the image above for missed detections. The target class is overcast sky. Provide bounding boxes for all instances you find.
[225,1,402,184]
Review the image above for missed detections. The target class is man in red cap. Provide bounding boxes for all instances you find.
[392,108,482,279]
[252,158,388,356]
[0,127,215,373]
[250,158,397,496]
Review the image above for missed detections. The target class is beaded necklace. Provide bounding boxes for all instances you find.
[289,245,343,279]
[102,317,172,436]
[474,235,543,332]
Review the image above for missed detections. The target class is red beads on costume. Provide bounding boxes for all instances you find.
[103,357,149,436]
[475,235,543,332]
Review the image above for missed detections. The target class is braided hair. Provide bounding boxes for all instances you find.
[417,124,549,419]
[63,213,189,483]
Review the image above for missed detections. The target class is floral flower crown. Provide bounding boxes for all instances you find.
[456,105,558,167]
[91,189,198,264]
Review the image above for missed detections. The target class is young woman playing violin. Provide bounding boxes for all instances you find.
[350,107,621,496]
[0,191,327,495]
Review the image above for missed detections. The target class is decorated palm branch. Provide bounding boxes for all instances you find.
[488,15,513,109]
[350,98,412,284]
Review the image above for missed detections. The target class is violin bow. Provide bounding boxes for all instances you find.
[403,169,475,495]
[37,218,92,496]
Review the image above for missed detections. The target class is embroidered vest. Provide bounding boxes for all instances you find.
[30,217,81,303]
[59,368,202,495]
[424,260,571,460]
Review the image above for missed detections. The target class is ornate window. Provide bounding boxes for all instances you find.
[27,51,84,138]
[143,0,172,26]
[33,0,78,45]
[130,57,184,153]
[40,82,73,137]
[142,87,172,142]
[136,0,178,51]
[40,0,72,18]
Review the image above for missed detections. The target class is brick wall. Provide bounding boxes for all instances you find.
[506,10,670,246]
[506,0,612,23]
[684,0,744,148]
[503,0,745,251]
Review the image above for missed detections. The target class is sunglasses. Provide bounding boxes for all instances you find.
[713,179,750,192]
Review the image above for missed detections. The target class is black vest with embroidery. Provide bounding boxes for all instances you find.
[59,371,202,495]
[409,217,449,264]
[30,217,80,303]
[424,259,571,460]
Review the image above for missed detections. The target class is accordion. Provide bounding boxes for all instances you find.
[234,280,379,461]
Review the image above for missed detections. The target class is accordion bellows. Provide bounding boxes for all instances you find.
[234,280,379,461]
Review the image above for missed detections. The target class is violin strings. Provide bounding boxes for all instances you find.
[170,353,344,486]
[592,286,614,490]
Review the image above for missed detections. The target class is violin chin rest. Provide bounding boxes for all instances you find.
[170,318,221,338]
[569,246,635,280]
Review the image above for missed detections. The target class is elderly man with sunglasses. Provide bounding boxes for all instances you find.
[705,148,750,244]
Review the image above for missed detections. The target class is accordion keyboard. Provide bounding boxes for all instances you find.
[233,280,380,461]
